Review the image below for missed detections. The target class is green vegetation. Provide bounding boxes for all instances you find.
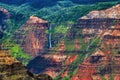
[46,24,70,37]
[70,54,85,72]
[102,76,107,80]
[11,44,32,65]
[110,74,114,80]
[87,37,100,57]
[1,1,119,24]
[65,39,76,52]
[3,38,32,65]
[72,68,78,75]
[56,35,100,79]
[62,76,70,80]
[54,25,70,34]
[102,74,114,80]
[0,1,120,43]
[67,37,99,78]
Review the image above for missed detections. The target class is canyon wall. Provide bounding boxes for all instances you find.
[13,16,49,57]
[69,4,120,80]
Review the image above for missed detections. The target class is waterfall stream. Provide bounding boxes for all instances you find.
[49,24,52,48]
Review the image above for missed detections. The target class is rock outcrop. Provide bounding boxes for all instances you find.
[69,4,120,80]
[27,55,63,78]
[13,16,49,57]
[71,49,120,80]
[27,41,67,78]
[27,40,79,78]
[0,50,52,80]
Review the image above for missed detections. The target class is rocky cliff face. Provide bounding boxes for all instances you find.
[69,4,120,80]
[25,4,120,80]
[8,4,120,80]
[27,55,64,78]
[71,49,120,80]
[13,16,49,57]
[0,8,10,39]
[27,40,78,78]
[27,17,119,79]
[27,41,67,78]
[61,18,120,80]
[81,4,120,19]
[11,15,70,78]
[0,50,52,80]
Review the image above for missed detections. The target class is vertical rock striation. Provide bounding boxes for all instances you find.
[13,16,49,57]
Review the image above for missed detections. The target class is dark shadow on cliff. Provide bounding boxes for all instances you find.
[27,56,58,74]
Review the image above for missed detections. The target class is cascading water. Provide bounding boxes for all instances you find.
[49,24,52,48]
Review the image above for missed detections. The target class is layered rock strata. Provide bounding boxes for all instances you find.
[13,16,49,57]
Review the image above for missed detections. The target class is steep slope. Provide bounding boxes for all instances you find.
[27,40,79,78]
[37,4,120,80]
[0,49,52,80]
[12,16,49,57]
[69,4,120,80]
[26,4,120,80]
[27,41,67,78]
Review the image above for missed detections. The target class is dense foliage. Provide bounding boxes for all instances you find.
[1,0,120,43]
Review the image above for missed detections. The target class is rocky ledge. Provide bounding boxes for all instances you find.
[0,50,52,80]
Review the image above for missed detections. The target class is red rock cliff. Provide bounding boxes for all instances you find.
[70,4,120,80]
[13,16,49,57]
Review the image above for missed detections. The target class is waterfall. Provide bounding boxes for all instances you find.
[49,24,52,48]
